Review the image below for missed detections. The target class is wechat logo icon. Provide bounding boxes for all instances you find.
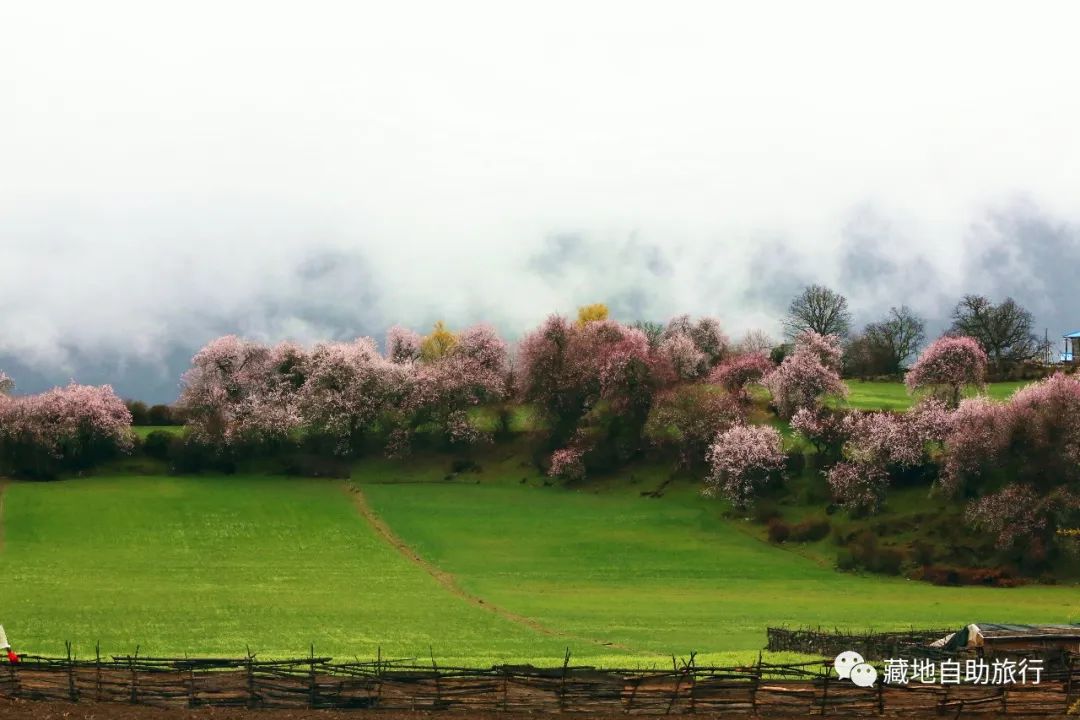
[834,650,877,687]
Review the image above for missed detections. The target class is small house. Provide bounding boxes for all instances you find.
[937,623,1080,655]
[1062,331,1080,363]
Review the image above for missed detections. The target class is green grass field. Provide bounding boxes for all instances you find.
[2,444,1075,666]
[131,425,184,439]
[0,473,573,664]
[841,380,1030,410]
[358,457,1078,664]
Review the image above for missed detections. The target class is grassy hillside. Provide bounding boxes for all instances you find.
[0,473,576,664]
[357,453,1079,665]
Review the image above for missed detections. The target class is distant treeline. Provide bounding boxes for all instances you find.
[123,400,185,426]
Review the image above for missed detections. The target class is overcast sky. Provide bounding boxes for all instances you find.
[2,1,1080,401]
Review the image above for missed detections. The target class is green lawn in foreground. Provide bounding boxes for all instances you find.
[358,457,1079,665]
[841,380,1030,411]
[0,474,574,664]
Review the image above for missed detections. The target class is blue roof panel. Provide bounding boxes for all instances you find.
[1064,330,1080,338]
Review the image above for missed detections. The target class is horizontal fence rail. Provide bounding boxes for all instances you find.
[1,645,1078,715]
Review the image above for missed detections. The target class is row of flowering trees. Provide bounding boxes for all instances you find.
[0,374,133,478]
[177,323,509,459]
[173,310,752,474]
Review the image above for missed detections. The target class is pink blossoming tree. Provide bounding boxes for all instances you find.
[939,374,1080,496]
[660,332,707,380]
[645,384,744,468]
[905,335,987,407]
[709,352,774,402]
[548,445,586,481]
[386,325,422,364]
[1006,373,1080,484]
[790,407,848,457]
[393,323,509,452]
[0,382,133,477]
[825,461,889,514]
[515,315,588,442]
[705,423,786,509]
[938,396,1010,495]
[662,315,728,368]
[762,331,847,418]
[178,336,304,448]
[518,316,674,474]
[298,338,399,455]
[826,398,948,512]
[966,484,1080,554]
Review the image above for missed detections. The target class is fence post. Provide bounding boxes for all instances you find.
[820,673,829,716]
[375,646,383,709]
[246,646,256,708]
[308,644,317,709]
[666,653,695,715]
[751,651,761,715]
[1067,653,1076,712]
[129,646,140,704]
[688,653,697,715]
[187,656,197,708]
[94,642,102,702]
[65,640,77,702]
[665,655,679,716]
[559,648,571,712]
[430,647,441,709]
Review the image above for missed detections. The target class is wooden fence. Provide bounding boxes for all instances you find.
[766,626,955,659]
[1,646,1078,715]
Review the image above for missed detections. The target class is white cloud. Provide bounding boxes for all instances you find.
[2,0,1080,390]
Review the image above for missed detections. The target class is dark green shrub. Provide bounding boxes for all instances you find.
[451,458,481,474]
[770,344,791,364]
[843,530,905,575]
[167,436,221,473]
[784,451,806,476]
[796,480,831,505]
[789,518,831,542]
[910,540,935,565]
[869,548,905,575]
[915,564,1019,587]
[836,549,857,571]
[143,431,173,461]
[767,519,790,543]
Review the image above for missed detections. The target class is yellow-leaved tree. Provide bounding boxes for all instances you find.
[420,321,458,361]
[576,303,609,327]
